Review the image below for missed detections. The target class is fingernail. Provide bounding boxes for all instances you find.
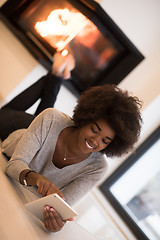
[50,208,55,212]
[44,207,47,211]
[44,206,50,210]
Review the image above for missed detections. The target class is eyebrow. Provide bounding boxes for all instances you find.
[94,122,113,141]
[94,122,101,131]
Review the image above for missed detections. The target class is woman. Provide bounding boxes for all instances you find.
[0,53,142,232]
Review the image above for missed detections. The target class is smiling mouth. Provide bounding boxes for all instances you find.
[85,140,96,150]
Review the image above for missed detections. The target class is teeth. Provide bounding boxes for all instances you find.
[86,141,93,149]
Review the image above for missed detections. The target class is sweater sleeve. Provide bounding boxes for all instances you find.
[61,156,108,206]
[6,108,55,181]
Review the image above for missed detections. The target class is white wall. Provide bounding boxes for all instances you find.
[101,0,160,110]
[0,20,38,101]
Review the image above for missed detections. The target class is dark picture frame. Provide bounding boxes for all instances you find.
[0,0,144,96]
[100,126,160,240]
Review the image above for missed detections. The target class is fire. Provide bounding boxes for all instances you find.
[35,8,89,51]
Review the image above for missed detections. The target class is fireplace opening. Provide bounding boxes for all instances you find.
[12,0,124,92]
[0,0,144,96]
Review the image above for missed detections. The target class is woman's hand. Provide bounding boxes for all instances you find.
[43,206,73,232]
[35,174,64,199]
[20,170,64,198]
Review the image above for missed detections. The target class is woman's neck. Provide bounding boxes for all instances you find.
[63,127,90,161]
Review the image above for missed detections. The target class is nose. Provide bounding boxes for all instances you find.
[90,136,99,149]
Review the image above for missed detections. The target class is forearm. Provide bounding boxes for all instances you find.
[19,169,64,198]
[19,169,39,186]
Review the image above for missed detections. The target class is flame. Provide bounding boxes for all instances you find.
[35,8,89,51]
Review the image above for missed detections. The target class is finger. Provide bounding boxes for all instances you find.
[44,206,64,232]
[43,206,49,229]
[37,182,43,195]
[66,217,74,221]
[37,183,48,197]
[50,207,65,228]
[57,191,64,199]
[44,206,54,231]
[46,186,64,199]
[55,188,65,199]
[41,183,50,197]
[63,217,74,224]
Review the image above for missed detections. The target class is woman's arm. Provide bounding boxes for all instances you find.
[19,169,64,198]
[20,169,73,233]
[62,155,108,206]
[5,110,56,180]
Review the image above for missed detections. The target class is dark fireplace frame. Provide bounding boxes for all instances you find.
[0,0,144,96]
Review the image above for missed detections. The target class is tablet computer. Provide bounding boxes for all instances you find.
[25,193,78,222]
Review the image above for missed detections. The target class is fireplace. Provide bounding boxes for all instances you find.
[0,0,144,96]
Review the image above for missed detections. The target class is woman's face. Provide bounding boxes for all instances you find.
[77,118,115,154]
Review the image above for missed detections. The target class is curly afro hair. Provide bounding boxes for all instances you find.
[72,84,142,158]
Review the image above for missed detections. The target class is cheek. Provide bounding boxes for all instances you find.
[100,141,111,150]
[80,127,91,137]
[99,144,108,152]
[78,129,88,143]
[100,145,107,151]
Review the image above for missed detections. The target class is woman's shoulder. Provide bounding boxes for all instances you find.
[39,108,74,131]
[40,108,71,121]
[79,153,108,182]
[90,152,108,170]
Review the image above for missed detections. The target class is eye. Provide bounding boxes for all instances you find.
[102,139,108,145]
[102,139,110,145]
[91,127,97,133]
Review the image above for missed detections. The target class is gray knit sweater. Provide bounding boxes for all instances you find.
[2,108,107,206]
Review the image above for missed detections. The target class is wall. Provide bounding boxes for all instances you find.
[0,20,38,101]
[101,0,160,109]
